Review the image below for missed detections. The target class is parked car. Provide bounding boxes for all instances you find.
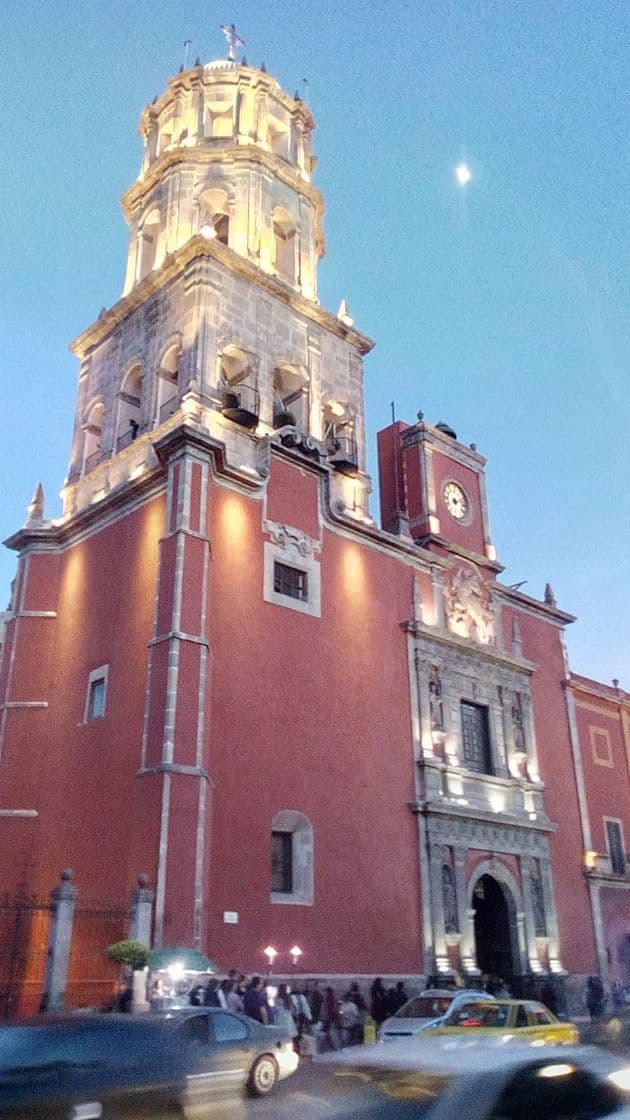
[428,998,579,1045]
[0,1013,189,1118]
[162,1006,299,1099]
[379,987,492,1039]
[318,1035,630,1120]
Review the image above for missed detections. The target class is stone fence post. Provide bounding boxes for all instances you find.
[42,868,78,1010]
[128,873,154,946]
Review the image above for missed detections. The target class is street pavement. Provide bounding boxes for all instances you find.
[189,1060,423,1119]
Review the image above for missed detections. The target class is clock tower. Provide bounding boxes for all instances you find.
[377,415,499,571]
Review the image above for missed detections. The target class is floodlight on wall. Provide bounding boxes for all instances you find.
[289,945,303,966]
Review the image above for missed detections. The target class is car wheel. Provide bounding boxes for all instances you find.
[247,1053,278,1097]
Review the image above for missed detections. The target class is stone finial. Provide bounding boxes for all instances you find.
[241,55,248,67]
[137,872,149,888]
[544,582,557,607]
[194,57,201,67]
[60,868,73,882]
[337,299,353,326]
[613,678,620,690]
[26,483,45,527]
[512,616,523,658]
[260,61,267,72]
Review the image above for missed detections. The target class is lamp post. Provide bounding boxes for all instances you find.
[289,945,303,969]
[263,945,278,977]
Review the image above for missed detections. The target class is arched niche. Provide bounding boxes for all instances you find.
[322,399,358,473]
[199,186,230,246]
[137,208,161,280]
[272,206,297,283]
[116,364,144,451]
[155,343,181,424]
[272,363,309,430]
[83,400,105,473]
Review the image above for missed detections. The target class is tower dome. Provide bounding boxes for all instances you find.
[121,55,323,301]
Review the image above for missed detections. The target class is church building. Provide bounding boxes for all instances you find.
[1,38,628,1014]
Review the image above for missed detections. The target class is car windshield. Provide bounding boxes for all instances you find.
[395,996,453,1019]
[446,1002,510,1027]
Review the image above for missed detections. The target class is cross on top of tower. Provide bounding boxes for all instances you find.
[220,22,244,61]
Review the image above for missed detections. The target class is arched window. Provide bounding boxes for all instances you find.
[199,187,230,246]
[270,810,313,905]
[157,119,173,154]
[322,399,358,473]
[272,207,296,283]
[137,208,160,280]
[83,401,104,474]
[219,344,259,430]
[155,344,181,424]
[272,364,309,430]
[115,365,144,451]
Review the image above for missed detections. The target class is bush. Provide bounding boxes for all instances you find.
[106,940,150,971]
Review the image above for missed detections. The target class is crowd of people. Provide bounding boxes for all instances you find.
[185,973,413,1051]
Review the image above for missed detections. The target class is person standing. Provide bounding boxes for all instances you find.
[243,976,268,1024]
[586,975,606,1021]
[274,984,298,1041]
[370,977,388,1025]
[320,986,341,1051]
[386,981,408,1015]
[308,980,323,1023]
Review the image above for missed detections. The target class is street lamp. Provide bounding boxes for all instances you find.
[289,945,303,968]
[263,945,278,974]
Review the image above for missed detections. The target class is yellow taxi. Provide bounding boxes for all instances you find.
[427,999,579,1045]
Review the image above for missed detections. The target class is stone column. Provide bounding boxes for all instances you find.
[415,653,435,758]
[520,860,542,972]
[455,850,477,974]
[538,854,564,973]
[129,873,154,946]
[42,869,78,1011]
[428,841,448,972]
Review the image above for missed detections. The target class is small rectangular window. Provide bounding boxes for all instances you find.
[273,561,307,602]
[606,820,626,875]
[271,831,293,893]
[84,665,108,722]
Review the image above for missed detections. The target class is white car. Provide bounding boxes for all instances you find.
[318,1036,630,1120]
[379,987,492,1040]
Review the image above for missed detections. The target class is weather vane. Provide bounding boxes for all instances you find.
[220,22,244,62]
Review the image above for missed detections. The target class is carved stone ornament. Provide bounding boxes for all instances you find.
[268,522,316,558]
[443,562,496,647]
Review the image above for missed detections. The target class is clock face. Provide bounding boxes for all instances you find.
[443,481,469,521]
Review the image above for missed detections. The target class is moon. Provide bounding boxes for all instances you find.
[455,164,472,186]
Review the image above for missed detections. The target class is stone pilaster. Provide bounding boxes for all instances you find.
[139,428,213,949]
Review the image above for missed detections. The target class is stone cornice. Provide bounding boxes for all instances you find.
[495,585,576,626]
[414,536,504,575]
[70,235,375,359]
[139,63,316,136]
[410,799,556,834]
[566,675,630,709]
[121,144,324,232]
[403,619,538,674]
[402,420,488,469]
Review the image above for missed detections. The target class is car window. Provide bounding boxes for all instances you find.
[396,996,453,1018]
[177,1015,210,1046]
[528,1007,552,1026]
[447,1002,509,1027]
[515,1005,528,1028]
[211,1013,249,1042]
[489,1065,624,1120]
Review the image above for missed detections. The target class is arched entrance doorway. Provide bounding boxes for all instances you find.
[473,874,515,982]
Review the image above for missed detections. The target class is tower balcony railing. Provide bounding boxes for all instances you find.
[159,396,179,424]
[84,449,103,475]
[115,422,149,452]
[326,433,358,474]
[220,381,260,430]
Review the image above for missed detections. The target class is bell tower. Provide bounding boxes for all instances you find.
[63,36,373,522]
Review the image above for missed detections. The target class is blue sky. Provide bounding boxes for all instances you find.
[1,1,629,685]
